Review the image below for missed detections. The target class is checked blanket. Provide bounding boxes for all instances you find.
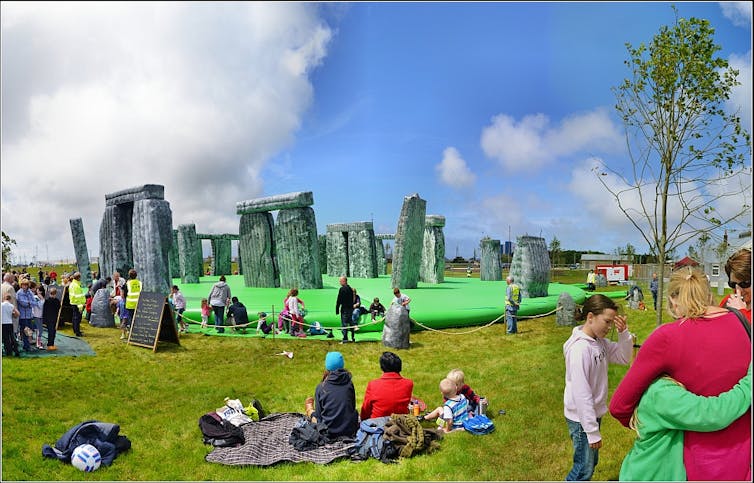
[205,412,354,466]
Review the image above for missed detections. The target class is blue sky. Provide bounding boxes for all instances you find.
[1,2,751,264]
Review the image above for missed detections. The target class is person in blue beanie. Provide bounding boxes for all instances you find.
[304,351,359,438]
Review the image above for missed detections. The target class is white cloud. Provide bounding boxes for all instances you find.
[435,147,476,188]
[0,2,332,262]
[479,108,622,172]
[726,51,752,131]
[720,2,752,27]
[567,157,752,252]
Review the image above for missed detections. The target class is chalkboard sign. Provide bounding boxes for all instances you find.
[127,291,180,352]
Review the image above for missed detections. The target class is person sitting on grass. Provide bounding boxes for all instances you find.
[304,351,359,439]
[446,368,487,416]
[360,351,414,421]
[420,377,469,433]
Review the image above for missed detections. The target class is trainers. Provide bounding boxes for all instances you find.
[47,345,57,351]
[120,334,125,340]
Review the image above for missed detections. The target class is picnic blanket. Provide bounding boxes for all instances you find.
[205,412,354,466]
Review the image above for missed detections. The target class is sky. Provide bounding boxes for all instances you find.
[1,1,752,265]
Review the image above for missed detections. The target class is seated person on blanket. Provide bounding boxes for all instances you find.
[420,377,469,433]
[226,296,249,330]
[360,351,414,421]
[446,368,488,416]
[304,351,359,438]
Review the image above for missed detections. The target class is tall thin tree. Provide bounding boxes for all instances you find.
[595,10,751,326]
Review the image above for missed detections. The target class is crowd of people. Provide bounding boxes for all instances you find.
[3,247,750,480]
[1,267,144,351]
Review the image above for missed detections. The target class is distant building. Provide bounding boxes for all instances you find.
[502,240,514,256]
[579,254,631,271]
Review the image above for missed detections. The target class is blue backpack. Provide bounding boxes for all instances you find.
[462,414,495,435]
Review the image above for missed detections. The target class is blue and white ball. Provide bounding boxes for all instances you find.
[71,444,102,472]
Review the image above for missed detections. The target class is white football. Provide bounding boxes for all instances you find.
[71,444,102,472]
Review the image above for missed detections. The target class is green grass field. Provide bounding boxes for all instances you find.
[2,271,724,480]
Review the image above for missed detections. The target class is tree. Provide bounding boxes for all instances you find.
[687,232,711,263]
[2,231,16,272]
[549,236,562,266]
[595,10,752,326]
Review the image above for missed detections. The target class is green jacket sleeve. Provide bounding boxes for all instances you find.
[644,364,751,433]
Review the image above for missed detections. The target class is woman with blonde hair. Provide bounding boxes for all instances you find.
[719,247,751,322]
[610,266,751,480]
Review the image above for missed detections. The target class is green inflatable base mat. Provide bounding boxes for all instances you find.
[172,275,589,334]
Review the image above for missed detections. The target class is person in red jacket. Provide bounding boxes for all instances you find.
[360,351,414,421]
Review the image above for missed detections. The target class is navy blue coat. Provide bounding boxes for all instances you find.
[42,420,130,466]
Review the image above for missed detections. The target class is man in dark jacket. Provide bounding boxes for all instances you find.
[226,296,249,331]
[335,276,355,343]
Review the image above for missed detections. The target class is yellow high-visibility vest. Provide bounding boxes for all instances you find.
[126,279,141,310]
[69,279,86,306]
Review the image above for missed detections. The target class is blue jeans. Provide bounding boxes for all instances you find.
[565,417,600,481]
[19,318,33,351]
[213,305,225,333]
[505,307,518,334]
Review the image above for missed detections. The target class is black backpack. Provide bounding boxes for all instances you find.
[199,413,245,447]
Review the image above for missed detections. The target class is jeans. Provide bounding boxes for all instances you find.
[651,291,658,310]
[565,417,600,481]
[19,318,34,350]
[213,305,225,333]
[340,311,354,341]
[505,307,518,334]
[34,317,43,345]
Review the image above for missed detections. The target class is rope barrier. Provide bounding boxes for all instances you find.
[174,304,561,336]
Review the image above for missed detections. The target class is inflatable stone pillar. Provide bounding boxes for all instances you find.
[211,236,232,276]
[99,185,170,293]
[169,229,180,279]
[376,234,394,276]
[99,202,133,279]
[510,235,551,298]
[420,215,445,284]
[237,192,315,288]
[326,227,349,277]
[89,288,115,328]
[391,193,427,289]
[348,222,378,279]
[275,206,322,289]
[318,234,328,274]
[177,224,201,284]
[69,218,93,286]
[556,292,576,327]
[238,212,277,287]
[383,304,410,349]
[480,238,502,281]
[375,239,386,276]
[132,197,173,294]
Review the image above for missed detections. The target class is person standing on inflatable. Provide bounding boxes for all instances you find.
[505,275,521,334]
